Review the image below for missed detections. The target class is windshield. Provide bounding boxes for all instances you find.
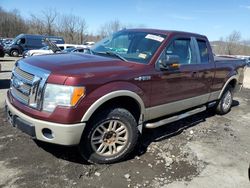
[10,35,22,45]
[92,30,166,64]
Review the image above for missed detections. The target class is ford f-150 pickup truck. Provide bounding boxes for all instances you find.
[5,29,246,164]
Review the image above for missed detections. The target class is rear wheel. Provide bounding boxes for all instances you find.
[79,107,139,164]
[10,50,19,57]
[216,86,233,115]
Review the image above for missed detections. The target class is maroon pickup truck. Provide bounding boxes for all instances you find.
[5,29,246,164]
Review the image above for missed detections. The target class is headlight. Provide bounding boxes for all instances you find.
[43,84,85,112]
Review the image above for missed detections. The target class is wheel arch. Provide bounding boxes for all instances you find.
[81,90,145,124]
[218,75,238,99]
[10,48,20,56]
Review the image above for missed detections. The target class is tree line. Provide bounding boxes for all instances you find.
[211,31,250,56]
[0,7,125,44]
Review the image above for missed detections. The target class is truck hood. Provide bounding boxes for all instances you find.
[23,53,137,77]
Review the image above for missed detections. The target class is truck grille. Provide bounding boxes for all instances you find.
[14,67,34,82]
[11,87,30,104]
[10,61,50,110]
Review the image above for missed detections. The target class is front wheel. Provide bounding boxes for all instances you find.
[216,86,233,115]
[79,108,139,164]
[10,50,19,57]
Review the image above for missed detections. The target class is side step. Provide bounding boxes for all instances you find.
[145,106,207,129]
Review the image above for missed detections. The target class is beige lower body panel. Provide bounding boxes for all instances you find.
[145,91,221,121]
[6,97,86,145]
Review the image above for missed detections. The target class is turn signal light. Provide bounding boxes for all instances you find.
[71,87,85,106]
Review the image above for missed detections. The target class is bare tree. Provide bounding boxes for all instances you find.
[28,14,45,34]
[98,20,124,38]
[58,14,78,43]
[0,7,28,37]
[225,31,241,55]
[57,14,87,44]
[77,18,87,44]
[212,31,250,56]
[28,8,58,35]
[42,8,58,35]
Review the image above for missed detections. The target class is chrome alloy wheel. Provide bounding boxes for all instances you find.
[90,120,128,157]
[222,90,232,111]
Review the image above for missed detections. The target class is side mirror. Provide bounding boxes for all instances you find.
[159,55,180,70]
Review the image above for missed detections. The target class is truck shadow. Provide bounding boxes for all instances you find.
[35,140,88,164]
[136,100,239,154]
[35,100,239,165]
[0,79,11,89]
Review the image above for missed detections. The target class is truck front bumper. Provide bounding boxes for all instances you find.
[5,97,86,146]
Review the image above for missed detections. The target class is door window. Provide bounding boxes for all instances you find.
[166,38,193,64]
[17,38,25,45]
[197,40,209,64]
[20,38,25,44]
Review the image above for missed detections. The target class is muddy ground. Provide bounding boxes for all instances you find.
[0,57,250,188]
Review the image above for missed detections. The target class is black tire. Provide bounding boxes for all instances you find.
[216,86,233,115]
[10,50,19,57]
[0,51,4,57]
[79,107,139,164]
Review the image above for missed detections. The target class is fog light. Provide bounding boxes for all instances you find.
[42,128,54,139]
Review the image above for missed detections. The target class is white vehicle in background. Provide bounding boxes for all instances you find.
[57,44,84,50]
[24,46,53,57]
[23,43,85,57]
[83,41,95,48]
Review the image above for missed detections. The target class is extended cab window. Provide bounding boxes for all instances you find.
[166,38,193,64]
[197,40,209,63]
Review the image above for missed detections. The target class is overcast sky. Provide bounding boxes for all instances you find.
[1,0,250,41]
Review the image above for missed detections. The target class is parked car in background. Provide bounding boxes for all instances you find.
[57,44,84,50]
[23,38,62,58]
[0,40,4,46]
[4,34,65,57]
[0,44,5,57]
[0,38,13,47]
[62,47,86,53]
[23,46,54,58]
[23,43,86,58]
[83,41,95,48]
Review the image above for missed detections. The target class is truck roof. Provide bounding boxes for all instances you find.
[124,28,207,38]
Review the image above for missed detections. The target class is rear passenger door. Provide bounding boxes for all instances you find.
[193,38,215,97]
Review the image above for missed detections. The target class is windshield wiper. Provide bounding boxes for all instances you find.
[106,51,128,62]
[92,51,128,62]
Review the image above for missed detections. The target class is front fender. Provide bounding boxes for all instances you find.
[80,82,146,122]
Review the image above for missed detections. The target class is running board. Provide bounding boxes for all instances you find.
[145,106,207,129]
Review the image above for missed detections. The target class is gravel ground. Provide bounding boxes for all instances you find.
[0,57,250,188]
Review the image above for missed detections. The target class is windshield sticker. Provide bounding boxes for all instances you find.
[145,34,164,42]
[138,53,147,59]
